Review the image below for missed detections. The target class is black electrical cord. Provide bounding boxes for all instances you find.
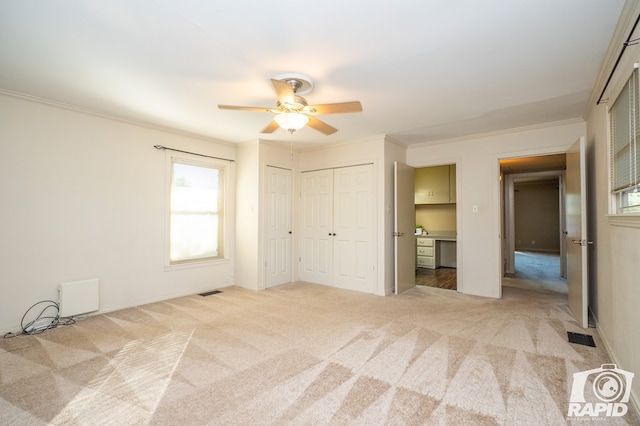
[3,300,76,338]
[21,300,59,335]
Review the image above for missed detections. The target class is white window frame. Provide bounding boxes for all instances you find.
[165,152,230,269]
[609,67,640,214]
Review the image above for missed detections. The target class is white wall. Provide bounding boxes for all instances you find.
[235,141,259,290]
[406,120,585,298]
[0,93,236,333]
[585,0,640,406]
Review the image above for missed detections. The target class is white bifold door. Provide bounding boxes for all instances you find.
[300,164,375,293]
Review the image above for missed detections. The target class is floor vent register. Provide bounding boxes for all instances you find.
[567,332,596,347]
[199,290,222,297]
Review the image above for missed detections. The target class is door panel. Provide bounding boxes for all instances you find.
[394,162,416,294]
[566,137,588,328]
[333,165,374,292]
[300,170,333,285]
[265,167,292,288]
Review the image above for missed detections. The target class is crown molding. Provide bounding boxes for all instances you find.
[384,134,408,149]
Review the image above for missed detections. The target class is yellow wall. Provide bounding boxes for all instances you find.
[415,204,457,231]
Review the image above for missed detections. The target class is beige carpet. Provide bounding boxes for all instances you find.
[0,282,637,425]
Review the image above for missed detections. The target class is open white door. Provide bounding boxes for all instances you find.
[566,137,589,328]
[394,161,416,294]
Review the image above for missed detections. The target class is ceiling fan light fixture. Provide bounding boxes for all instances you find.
[274,112,309,132]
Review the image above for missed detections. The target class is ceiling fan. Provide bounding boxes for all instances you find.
[218,74,362,135]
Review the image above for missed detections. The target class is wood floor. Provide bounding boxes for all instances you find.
[415,267,457,290]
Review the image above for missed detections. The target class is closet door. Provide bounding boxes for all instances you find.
[299,165,375,293]
[300,169,333,285]
[265,166,292,288]
[333,165,374,292]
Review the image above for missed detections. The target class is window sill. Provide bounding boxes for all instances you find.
[164,258,229,272]
[608,214,640,229]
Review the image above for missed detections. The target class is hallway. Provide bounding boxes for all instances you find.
[503,251,567,294]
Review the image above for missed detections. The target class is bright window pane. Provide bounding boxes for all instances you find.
[170,213,219,261]
[170,161,222,263]
[621,189,640,213]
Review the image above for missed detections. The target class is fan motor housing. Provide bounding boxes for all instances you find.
[277,95,309,112]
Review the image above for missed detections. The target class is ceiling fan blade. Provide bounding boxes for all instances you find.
[218,104,273,113]
[260,121,280,134]
[271,79,295,105]
[307,116,337,135]
[309,101,362,115]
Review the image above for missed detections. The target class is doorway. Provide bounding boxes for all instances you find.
[394,161,460,295]
[500,154,568,294]
[414,164,457,291]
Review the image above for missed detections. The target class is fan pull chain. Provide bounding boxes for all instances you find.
[290,137,293,161]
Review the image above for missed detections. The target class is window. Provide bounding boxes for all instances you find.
[169,158,224,264]
[610,68,640,213]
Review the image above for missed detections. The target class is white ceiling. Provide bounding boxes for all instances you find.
[0,1,626,148]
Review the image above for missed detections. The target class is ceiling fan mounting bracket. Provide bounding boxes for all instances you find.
[273,73,314,95]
